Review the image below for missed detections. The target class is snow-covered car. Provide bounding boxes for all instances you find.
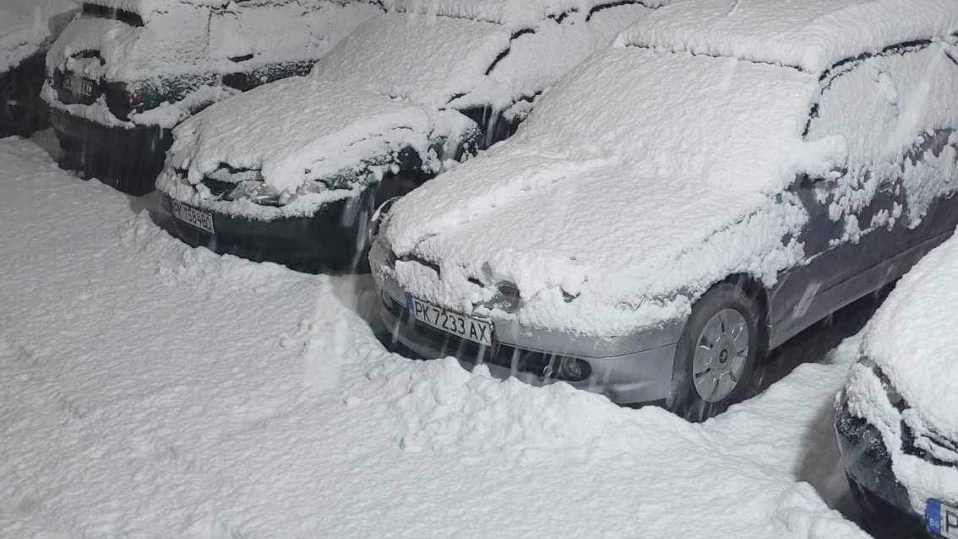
[43,0,381,195]
[1,0,77,138]
[155,0,659,272]
[836,235,958,538]
[371,0,958,421]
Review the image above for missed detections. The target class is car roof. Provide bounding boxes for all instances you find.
[81,0,379,16]
[616,0,958,73]
[382,0,669,28]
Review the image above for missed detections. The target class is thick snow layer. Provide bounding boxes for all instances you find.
[43,0,379,127]
[383,48,841,336]
[0,137,867,538]
[0,0,76,73]
[861,230,958,440]
[382,0,668,27]
[616,0,958,73]
[159,5,652,218]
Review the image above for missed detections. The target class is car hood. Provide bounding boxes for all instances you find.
[381,144,809,337]
[862,232,958,440]
[168,75,477,195]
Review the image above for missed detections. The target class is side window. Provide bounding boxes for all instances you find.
[806,42,958,228]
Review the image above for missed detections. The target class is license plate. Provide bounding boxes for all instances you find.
[407,294,493,346]
[171,200,215,234]
[63,74,94,98]
[927,499,958,538]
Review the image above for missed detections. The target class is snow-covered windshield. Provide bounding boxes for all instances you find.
[310,13,512,109]
[513,46,832,192]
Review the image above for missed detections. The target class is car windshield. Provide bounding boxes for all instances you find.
[515,46,824,192]
[310,12,510,109]
[80,2,144,26]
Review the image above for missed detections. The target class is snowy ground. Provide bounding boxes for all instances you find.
[0,136,879,538]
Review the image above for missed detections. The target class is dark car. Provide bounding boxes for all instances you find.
[42,0,380,194]
[1,0,76,138]
[836,233,958,539]
[155,1,657,272]
[370,0,958,421]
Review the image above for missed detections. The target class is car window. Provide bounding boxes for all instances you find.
[80,2,144,26]
[806,42,958,225]
[806,42,958,168]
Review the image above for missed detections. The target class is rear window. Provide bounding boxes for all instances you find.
[81,3,144,27]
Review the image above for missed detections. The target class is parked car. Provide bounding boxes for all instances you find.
[1,0,77,138]
[42,0,381,195]
[155,0,658,272]
[370,0,958,421]
[836,234,958,538]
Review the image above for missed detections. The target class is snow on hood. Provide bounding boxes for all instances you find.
[167,13,507,193]
[616,0,958,73]
[0,0,76,73]
[382,47,846,336]
[862,232,958,439]
[167,76,476,196]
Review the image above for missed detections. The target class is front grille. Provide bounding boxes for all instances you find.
[902,421,958,467]
[201,177,236,197]
[386,298,584,380]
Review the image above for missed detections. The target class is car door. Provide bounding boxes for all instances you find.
[769,40,958,347]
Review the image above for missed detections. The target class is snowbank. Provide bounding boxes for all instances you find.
[0,138,865,538]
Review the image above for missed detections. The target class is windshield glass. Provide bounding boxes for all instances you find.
[81,2,144,26]
[516,47,822,192]
[311,13,511,109]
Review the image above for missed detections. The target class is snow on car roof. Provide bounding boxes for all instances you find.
[382,0,669,27]
[617,0,958,73]
[862,230,958,438]
[86,0,665,23]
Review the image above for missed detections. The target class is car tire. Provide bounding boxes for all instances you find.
[668,282,763,422]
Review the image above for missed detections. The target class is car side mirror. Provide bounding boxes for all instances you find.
[796,168,845,189]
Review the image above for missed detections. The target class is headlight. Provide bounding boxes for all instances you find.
[861,357,905,409]
[226,182,295,207]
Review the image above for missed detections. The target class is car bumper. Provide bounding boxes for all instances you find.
[49,109,172,195]
[835,401,915,514]
[371,244,681,405]
[158,193,363,272]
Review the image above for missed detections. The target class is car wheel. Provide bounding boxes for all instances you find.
[669,282,762,422]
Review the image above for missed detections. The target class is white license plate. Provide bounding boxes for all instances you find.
[407,294,493,346]
[171,200,215,234]
[63,74,94,98]
[927,499,958,538]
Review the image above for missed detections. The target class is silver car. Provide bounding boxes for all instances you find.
[371,0,958,421]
